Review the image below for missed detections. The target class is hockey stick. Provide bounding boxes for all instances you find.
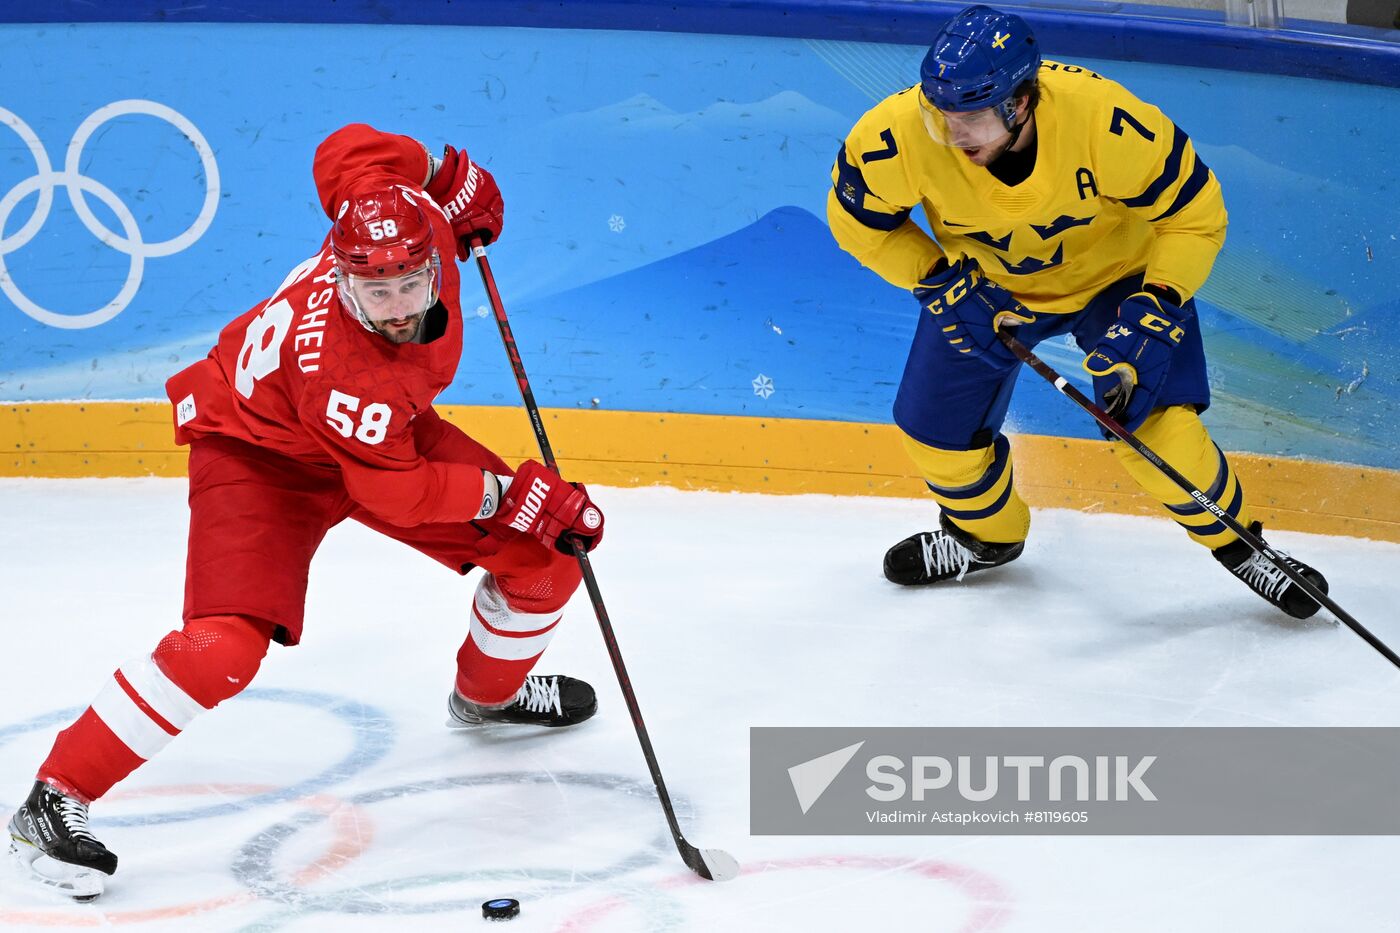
[469,241,740,882]
[997,330,1399,672]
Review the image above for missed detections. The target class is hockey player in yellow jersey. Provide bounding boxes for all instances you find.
[827,5,1328,618]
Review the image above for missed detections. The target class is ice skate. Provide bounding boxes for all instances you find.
[884,512,1025,586]
[447,674,597,728]
[1213,522,1328,619]
[7,780,117,901]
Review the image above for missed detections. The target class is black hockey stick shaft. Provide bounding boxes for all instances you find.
[999,331,1398,671]
[469,242,737,881]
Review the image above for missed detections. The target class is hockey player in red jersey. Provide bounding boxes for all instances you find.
[6,123,605,900]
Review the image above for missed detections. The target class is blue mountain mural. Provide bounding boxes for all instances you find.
[460,205,1400,467]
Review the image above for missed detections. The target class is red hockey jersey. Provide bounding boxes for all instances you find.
[165,124,486,527]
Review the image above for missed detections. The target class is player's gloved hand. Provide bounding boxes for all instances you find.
[1082,290,1192,431]
[424,144,504,256]
[496,460,605,555]
[914,257,1035,365]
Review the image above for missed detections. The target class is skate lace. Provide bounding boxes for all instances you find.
[54,794,98,843]
[514,676,562,716]
[920,532,973,582]
[1233,550,1291,601]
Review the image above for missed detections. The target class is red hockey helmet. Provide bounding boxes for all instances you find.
[331,187,442,343]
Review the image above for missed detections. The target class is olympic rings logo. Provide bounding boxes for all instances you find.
[0,99,219,330]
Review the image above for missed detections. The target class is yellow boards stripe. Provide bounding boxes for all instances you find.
[4,402,1398,543]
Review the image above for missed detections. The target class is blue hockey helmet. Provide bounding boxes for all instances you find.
[920,5,1041,123]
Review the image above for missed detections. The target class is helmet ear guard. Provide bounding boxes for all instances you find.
[992,97,1020,133]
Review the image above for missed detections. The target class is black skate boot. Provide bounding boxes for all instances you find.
[7,780,117,901]
[884,512,1025,586]
[1213,522,1328,619]
[447,674,597,728]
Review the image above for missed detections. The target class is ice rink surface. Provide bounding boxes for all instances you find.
[2,478,1399,931]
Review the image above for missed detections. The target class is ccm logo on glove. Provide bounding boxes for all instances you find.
[914,256,1034,365]
[924,265,981,312]
[1134,310,1185,342]
[1081,290,1192,431]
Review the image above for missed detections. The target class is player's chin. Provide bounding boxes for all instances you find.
[961,144,998,165]
[961,138,1012,166]
[373,318,422,344]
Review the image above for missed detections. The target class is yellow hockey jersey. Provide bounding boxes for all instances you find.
[827,62,1227,314]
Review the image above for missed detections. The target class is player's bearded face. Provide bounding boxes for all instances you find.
[920,94,1025,166]
[342,261,439,344]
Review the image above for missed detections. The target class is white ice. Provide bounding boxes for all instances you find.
[2,478,1399,931]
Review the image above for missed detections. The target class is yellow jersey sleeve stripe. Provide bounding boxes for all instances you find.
[1151,153,1213,221]
[831,144,912,232]
[1120,123,1189,210]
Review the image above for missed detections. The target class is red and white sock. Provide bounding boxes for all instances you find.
[38,616,269,803]
[455,575,561,707]
[39,654,207,803]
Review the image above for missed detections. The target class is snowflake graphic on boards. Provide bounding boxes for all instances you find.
[752,374,775,399]
[608,214,626,233]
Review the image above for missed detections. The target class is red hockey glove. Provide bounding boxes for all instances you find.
[425,144,504,256]
[497,460,605,554]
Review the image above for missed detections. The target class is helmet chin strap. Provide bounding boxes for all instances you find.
[997,97,1028,148]
[1002,116,1027,150]
[977,112,1030,171]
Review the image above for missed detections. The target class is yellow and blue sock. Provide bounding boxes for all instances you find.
[1111,405,1250,549]
[901,432,1030,544]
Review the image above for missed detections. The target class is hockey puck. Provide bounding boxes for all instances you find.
[482,897,520,921]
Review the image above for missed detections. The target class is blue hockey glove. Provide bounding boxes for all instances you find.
[914,257,1035,365]
[1082,290,1191,431]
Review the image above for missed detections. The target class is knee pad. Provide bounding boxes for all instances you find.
[492,550,582,615]
[902,432,1030,544]
[1112,406,1251,548]
[153,615,273,709]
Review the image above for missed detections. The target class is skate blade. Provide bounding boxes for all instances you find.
[445,714,484,728]
[446,692,507,728]
[445,701,486,728]
[8,838,105,901]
